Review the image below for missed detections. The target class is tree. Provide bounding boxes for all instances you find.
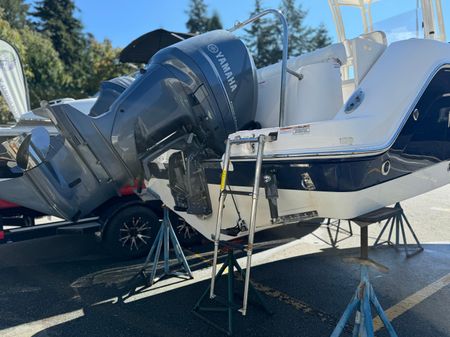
[0,3,134,121]
[0,97,10,124]
[0,0,29,29]
[311,23,332,50]
[280,0,315,56]
[32,0,90,98]
[207,11,223,31]
[186,0,223,34]
[32,0,85,66]
[244,0,279,68]
[21,27,67,107]
[0,7,26,57]
[84,35,134,96]
[0,10,27,122]
[244,0,333,68]
[0,11,67,119]
[186,0,209,34]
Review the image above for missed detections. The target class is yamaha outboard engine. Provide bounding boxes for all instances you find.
[109,30,258,215]
[110,30,257,170]
[0,30,258,220]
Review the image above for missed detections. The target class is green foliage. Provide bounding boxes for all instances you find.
[244,0,279,68]
[186,0,208,34]
[84,35,134,96]
[32,0,90,99]
[0,0,29,29]
[186,0,222,34]
[208,11,222,31]
[21,27,66,106]
[32,0,85,66]
[311,23,333,50]
[0,8,26,57]
[280,0,314,55]
[0,11,26,122]
[0,96,11,124]
[0,12,66,114]
[0,2,132,123]
[245,0,332,67]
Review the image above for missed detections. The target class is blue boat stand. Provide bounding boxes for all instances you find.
[139,205,193,287]
[331,225,398,337]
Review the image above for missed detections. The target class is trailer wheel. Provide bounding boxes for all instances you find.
[23,216,35,227]
[169,212,203,247]
[103,205,160,259]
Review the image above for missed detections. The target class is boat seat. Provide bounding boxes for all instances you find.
[89,76,135,117]
[342,31,387,101]
[351,31,387,84]
[255,42,348,127]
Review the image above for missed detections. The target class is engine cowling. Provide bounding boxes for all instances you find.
[110,29,258,166]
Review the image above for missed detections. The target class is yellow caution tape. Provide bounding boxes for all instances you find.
[220,169,227,191]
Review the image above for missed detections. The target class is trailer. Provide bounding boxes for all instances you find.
[0,188,202,259]
[0,29,204,259]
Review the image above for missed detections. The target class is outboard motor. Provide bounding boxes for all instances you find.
[89,76,135,117]
[110,30,258,169]
[109,30,258,215]
[0,30,258,220]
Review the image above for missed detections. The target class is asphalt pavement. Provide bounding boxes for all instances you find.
[1,185,450,336]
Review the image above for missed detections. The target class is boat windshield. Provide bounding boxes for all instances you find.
[332,0,447,43]
[372,2,423,43]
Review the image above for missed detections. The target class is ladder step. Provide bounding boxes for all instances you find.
[224,190,252,196]
[229,137,260,144]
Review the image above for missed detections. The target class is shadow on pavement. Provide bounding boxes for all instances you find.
[1,222,450,337]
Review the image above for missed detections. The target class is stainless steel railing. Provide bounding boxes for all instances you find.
[229,9,289,127]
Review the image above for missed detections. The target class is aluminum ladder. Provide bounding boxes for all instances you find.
[209,134,266,316]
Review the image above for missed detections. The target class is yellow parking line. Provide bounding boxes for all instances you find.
[430,207,450,213]
[188,247,450,332]
[188,250,214,265]
[373,272,450,331]
[1,309,85,337]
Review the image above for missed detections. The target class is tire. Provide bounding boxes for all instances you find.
[102,204,160,259]
[169,212,203,247]
[23,216,35,227]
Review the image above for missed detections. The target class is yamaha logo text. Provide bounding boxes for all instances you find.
[207,44,237,93]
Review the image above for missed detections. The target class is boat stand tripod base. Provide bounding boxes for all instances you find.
[126,206,193,297]
[373,203,423,258]
[331,225,398,337]
[193,246,272,336]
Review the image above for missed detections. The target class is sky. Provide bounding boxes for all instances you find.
[72,0,334,47]
[72,0,450,48]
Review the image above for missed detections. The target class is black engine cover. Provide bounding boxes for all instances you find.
[110,29,258,165]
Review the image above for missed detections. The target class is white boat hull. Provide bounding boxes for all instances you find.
[147,160,450,240]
